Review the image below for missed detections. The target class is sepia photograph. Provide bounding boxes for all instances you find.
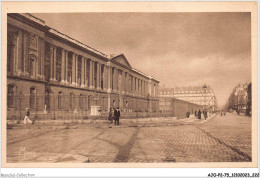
[1,1,258,175]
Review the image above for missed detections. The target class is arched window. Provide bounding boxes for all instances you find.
[7,84,15,108]
[58,91,62,109]
[30,87,36,109]
[79,94,83,109]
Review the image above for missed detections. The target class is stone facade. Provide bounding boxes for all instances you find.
[159,98,203,118]
[159,85,217,111]
[7,13,159,119]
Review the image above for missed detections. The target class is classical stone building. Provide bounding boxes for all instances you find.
[159,85,217,111]
[7,13,159,120]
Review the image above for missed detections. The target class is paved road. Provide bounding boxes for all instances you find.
[6,113,251,163]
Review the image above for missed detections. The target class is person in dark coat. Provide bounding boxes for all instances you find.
[195,110,197,118]
[198,109,201,119]
[114,107,121,125]
[204,109,208,120]
[113,108,116,124]
[186,110,190,118]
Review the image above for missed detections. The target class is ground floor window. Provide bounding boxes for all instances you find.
[79,94,83,109]
[30,87,36,109]
[58,91,62,109]
[7,84,15,108]
[69,93,73,109]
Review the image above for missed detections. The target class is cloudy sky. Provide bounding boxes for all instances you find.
[33,13,251,108]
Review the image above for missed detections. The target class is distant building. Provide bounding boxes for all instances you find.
[159,85,217,111]
[227,83,249,113]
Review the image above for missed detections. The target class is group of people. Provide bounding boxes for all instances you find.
[108,107,121,125]
[194,109,208,120]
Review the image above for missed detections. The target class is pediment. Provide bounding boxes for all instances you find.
[110,54,132,69]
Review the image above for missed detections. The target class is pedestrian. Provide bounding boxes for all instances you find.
[198,109,201,119]
[24,108,32,125]
[108,108,113,124]
[204,109,208,120]
[113,108,116,124]
[195,110,197,118]
[186,110,190,118]
[114,107,121,125]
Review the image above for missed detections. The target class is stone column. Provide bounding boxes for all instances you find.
[75,54,78,86]
[72,53,76,85]
[16,30,23,76]
[103,65,107,91]
[41,38,45,80]
[53,46,57,81]
[96,62,100,90]
[61,49,65,84]
[140,80,142,96]
[23,32,29,76]
[107,66,111,92]
[93,61,95,89]
[121,71,125,94]
[100,64,103,90]
[81,57,85,87]
[124,72,127,94]
[135,78,137,95]
[89,60,93,89]
[10,34,18,75]
[130,76,132,94]
[37,37,41,79]
[111,67,114,91]
[114,68,118,92]
[142,80,144,97]
[144,81,147,97]
[65,50,68,84]
[49,45,53,81]
[84,58,88,88]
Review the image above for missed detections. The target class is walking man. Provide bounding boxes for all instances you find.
[24,108,32,124]
[114,107,121,125]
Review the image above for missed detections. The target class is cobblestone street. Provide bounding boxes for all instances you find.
[7,113,251,163]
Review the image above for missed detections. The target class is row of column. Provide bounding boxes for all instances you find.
[108,67,149,98]
[49,45,109,91]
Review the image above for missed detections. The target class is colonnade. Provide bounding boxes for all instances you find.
[47,44,153,98]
